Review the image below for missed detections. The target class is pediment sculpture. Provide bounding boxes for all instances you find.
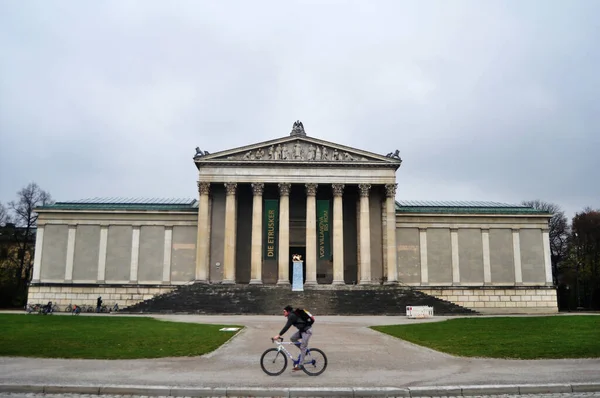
[225,141,372,162]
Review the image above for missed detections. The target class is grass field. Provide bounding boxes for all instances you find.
[0,314,242,359]
[371,315,600,359]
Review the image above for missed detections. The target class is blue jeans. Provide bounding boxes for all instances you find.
[290,327,312,367]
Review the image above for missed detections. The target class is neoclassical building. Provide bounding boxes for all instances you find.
[28,122,558,313]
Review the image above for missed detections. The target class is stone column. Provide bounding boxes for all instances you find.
[250,183,264,284]
[358,184,372,285]
[277,183,291,285]
[64,225,77,282]
[542,228,553,285]
[419,228,428,285]
[31,225,45,283]
[162,226,173,284]
[97,226,108,283]
[481,229,491,285]
[129,226,140,283]
[384,183,398,284]
[332,183,345,285]
[305,183,318,285]
[195,182,211,282]
[222,183,237,284]
[512,228,523,285]
[451,228,460,285]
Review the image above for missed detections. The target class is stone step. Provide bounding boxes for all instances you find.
[123,284,477,315]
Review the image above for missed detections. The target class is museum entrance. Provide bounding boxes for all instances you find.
[289,246,306,284]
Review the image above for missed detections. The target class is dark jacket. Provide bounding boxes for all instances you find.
[279,311,310,335]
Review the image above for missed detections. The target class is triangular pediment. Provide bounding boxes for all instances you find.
[194,135,402,167]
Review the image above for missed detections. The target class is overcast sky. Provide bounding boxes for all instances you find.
[1,1,598,219]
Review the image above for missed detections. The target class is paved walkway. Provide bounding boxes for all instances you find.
[1,313,599,396]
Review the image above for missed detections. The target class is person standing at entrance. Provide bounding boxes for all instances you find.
[96,296,102,313]
[272,305,313,371]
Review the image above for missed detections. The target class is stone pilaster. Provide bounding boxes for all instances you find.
[358,184,372,285]
[542,228,553,285]
[481,228,491,285]
[97,226,108,283]
[130,226,140,283]
[419,228,428,285]
[196,182,211,282]
[222,183,237,284]
[31,225,45,283]
[451,228,460,285]
[384,183,398,284]
[250,183,264,284]
[277,183,291,285]
[162,226,173,284]
[512,228,523,285]
[64,225,77,282]
[305,183,318,285]
[332,183,345,285]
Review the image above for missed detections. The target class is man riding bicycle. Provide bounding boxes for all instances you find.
[272,305,313,371]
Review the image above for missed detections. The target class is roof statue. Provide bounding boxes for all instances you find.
[290,120,306,136]
[385,149,401,160]
[195,147,210,158]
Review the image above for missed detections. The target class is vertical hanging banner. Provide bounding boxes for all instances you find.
[263,199,279,260]
[317,200,331,260]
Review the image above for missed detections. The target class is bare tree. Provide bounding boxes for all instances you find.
[0,202,10,227]
[522,200,570,286]
[8,183,53,292]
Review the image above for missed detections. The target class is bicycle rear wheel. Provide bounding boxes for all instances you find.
[302,348,327,376]
[260,348,287,376]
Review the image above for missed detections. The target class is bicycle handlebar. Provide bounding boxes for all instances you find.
[271,337,284,342]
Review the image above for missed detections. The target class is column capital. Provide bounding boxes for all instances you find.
[278,183,291,196]
[332,183,344,197]
[305,183,318,196]
[385,183,398,198]
[224,182,237,195]
[198,181,210,195]
[251,183,264,196]
[358,183,371,197]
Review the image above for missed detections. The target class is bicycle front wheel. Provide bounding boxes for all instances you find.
[260,348,287,376]
[302,348,327,376]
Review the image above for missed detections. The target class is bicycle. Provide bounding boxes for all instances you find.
[260,338,327,376]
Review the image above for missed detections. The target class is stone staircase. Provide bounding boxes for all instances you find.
[123,284,477,315]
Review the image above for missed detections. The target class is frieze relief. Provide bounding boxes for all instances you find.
[226,141,371,162]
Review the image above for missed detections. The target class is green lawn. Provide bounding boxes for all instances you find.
[371,316,600,359]
[0,314,242,359]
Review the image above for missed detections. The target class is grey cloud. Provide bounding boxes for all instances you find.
[0,0,598,219]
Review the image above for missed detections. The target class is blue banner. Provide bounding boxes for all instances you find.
[292,261,304,291]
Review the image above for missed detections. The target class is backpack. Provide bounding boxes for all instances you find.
[294,308,315,326]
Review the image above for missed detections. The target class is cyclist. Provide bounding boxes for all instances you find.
[272,305,313,372]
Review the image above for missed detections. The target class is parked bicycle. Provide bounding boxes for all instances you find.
[260,338,327,376]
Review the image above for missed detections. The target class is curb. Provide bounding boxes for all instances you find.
[1,383,600,397]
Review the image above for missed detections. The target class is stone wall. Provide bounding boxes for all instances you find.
[27,285,176,309]
[418,287,558,314]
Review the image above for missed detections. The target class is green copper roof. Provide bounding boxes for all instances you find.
[37,198,198,212]
[395,200,550,215]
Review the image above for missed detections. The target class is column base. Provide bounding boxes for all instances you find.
[332,280,345,285]
[384,280,398,286]
[249,279,263,285]
[194,279,210,284]
[277,280,290,285]
[359,280,372,285]
[304,280,318,286]
[221,279,235,285]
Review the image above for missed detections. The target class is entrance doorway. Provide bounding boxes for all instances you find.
[289,246,306,284]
